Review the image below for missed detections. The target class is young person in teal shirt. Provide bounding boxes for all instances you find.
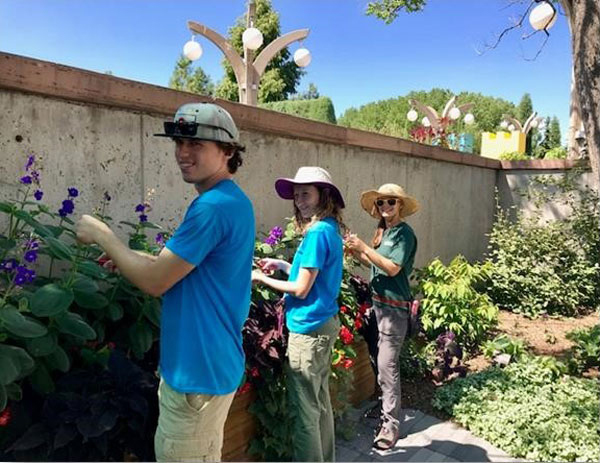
[76,103,254,462]
[252,166,345,462]
[346,183,419,451]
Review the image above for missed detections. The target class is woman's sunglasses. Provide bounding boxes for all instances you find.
[376,198,398,207]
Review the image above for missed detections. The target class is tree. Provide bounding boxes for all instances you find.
[366,0,600,191]
[215,0,304,103]
[517,93,535,155]
[547,116,562,149]
[169,55,214,96]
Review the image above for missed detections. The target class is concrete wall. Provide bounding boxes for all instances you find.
[2,53,590,268]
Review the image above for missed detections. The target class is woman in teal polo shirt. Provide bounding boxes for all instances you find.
[346,183,419,451]
[252,166,345,462]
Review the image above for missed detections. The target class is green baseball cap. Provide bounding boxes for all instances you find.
[155,102,241,145]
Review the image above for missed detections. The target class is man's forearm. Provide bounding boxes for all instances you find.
[96,230,162,295]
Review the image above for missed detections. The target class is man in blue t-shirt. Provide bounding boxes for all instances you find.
[76,103,255,462]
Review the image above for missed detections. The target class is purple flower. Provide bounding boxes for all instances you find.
[61,199,75,214]
[270,226,284,239]
[155,233,165,244]
[20,176,32,185]
[135,204,145,213]
[14,273,27,285]
[264,236,277,246]
[0,259,18,271]
[104,191,111,202]
[31,171,40,184]
[24,250,38,263]
[58,208,68,217]
[14,265,35,286]
[25,155,35,171]
[34,190,43,201]
[139,214,148,223]
[24,239,39,250]
[68,187,79,198]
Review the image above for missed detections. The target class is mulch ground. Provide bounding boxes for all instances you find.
[401,309,599,419]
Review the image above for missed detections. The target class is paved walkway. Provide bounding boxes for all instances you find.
[336,401,522,462]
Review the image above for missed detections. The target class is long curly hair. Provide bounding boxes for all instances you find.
[293,185,346,236]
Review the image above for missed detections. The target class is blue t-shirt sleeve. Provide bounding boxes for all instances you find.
[165,203,223,266]
[298,227,328,269]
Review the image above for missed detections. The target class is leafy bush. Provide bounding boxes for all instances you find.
[415,256,498,349]
[543,146,568,159]
[260,97,337,124]
[565,324,600,374]
[499,151,529,161]
[433,355,599,462]
[486,172,600,317]
[481,334,527,360]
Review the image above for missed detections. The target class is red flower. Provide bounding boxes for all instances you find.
[250,367,260,378]
[107,342,116,350]
[358,303,370,315]
[0,407,12,427]
[340,305,348,314]
[237,381,252,395]
[339,326,354,345]
[342,359,354,369]
[354,318,363,330]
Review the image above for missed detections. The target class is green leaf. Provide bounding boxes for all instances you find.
[143,298,161,327]
[77,260,109,280]
[0,201,15,213]
[0,305,47,338]
[54,312,96,340]
[25,332,58,357]
[0,236,16,251]
[0,384,6,411]
[5,382,22,401]
[29,363,55,394]
[42,236,73,261]
[13,210,53,237]
[0,344,35,385]
[71,274,99,294]
[44,346,70,372]
[74,291,109,310]
[128,321,153,357]
[141,221,160,230]
[106,303,124,321]
[119,220,139,229]
[30,284,74,317]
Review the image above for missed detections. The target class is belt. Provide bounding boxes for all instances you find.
[372,294,411,309]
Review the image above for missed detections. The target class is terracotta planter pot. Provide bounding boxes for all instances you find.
[222,339,374,461]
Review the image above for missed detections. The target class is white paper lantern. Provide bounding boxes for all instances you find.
[500,120,509,129]
[407,109,418,122]
[529,1,557,31]
[508,124,516,131]
[183,39,203,61]
[464,113,475,125]
[242,27,263,50]
[449,107,461,120]
[422,117,431,127]
[530,118,539,128]
[294,48,312,67]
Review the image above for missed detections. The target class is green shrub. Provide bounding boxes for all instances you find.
[486,173,600,317]
[260,97,336,124]
[499,151,529,161]
[481,334,527,360]
[415,256,498,349]
[565,324,600,374]
[433,355,599,462]
[543,146,568,159]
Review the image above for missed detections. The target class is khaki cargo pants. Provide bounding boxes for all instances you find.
[286,315,340,462]
[154,378,235,462]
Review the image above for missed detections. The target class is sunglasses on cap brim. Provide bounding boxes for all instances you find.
[162,121,235,139]
[376,198,399,207]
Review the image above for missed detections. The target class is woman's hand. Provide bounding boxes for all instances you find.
[251,269,266,284]
[256,258,290,274]
[345,233,367,253]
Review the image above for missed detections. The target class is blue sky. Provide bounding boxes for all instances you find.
[0,0,572,140]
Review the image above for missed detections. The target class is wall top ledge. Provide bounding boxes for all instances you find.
[1,53,585,173]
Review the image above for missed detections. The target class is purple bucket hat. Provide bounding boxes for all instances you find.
[275,166,345,208]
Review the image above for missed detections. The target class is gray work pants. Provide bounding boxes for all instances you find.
[374,305,408,433]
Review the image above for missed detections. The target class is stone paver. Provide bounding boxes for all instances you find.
[336,401,521,462]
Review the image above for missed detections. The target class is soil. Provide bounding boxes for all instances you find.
[400,309,599,420]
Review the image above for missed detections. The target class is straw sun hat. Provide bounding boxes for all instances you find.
[360,183,419,219]
[275,166,345,208]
